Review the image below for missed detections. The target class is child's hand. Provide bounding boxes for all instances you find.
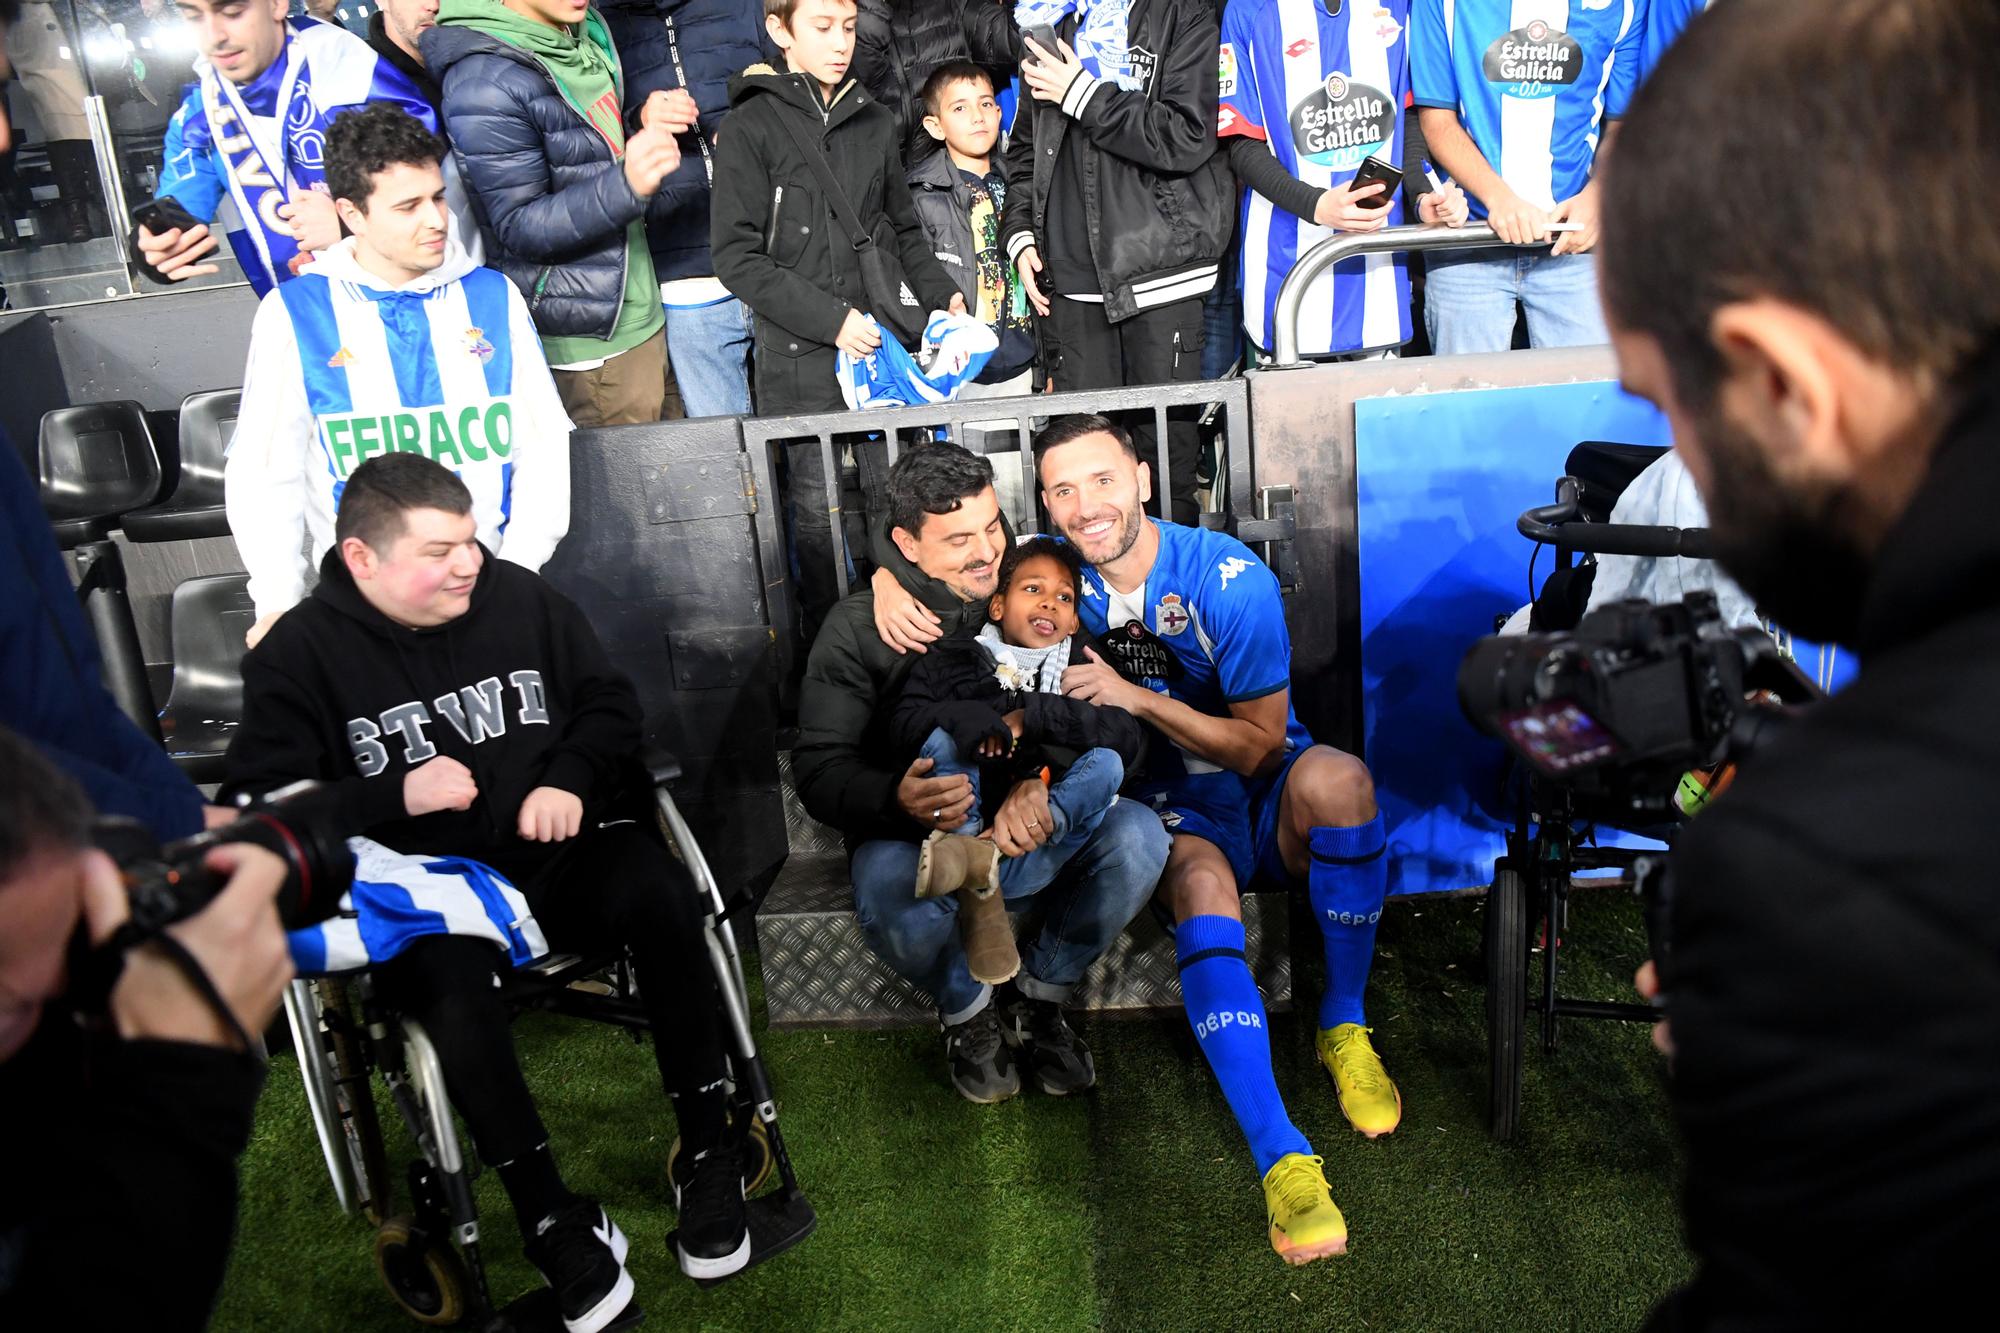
[975,711,1025,759]
[517,786,584,843]
[947,291,968,317]
[1016,245,1052,317]
[836,308,883,357]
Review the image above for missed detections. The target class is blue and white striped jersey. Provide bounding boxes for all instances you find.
[290,838,549,976]
[226,240,572,621]
[1410,0,1642,214]
[1221,0,1415,355]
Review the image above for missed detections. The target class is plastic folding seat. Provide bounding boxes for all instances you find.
[157,574,256,784]
[123,389,240,543]
[37,400,163,547]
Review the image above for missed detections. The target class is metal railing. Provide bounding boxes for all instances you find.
[1268,222,1528,367]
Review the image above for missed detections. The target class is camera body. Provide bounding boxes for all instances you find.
[93,780,355,935]
[1457,592,1819,813]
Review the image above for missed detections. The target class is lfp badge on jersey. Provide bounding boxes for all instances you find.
[1156,593,1191,636]
[1482,20,1583,99]
[1218,42,1238,97]
[1288,73,1396,171]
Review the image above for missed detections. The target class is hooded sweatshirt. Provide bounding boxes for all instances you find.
[436,0,661,365]
[224,235,573,622]
[221,543,642,886]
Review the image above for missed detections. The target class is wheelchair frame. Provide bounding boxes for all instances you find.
[285,761,815,1329]
[1482,460,1711,1143]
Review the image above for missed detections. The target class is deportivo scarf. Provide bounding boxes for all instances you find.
[199,36,321,287]
[978,621,1075,695]
[1014,0,1144,91]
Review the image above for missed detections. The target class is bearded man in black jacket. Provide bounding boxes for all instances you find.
[224,455,752,1322]
[1597,2,2000,1328]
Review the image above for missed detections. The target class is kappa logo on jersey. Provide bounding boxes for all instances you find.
[1482,22,1584,98]
[1218,556,1252,588]
[1289,73,1396,171]
[1156,593,1191,636]
[1285,37,1315,58]
[463,327,495,364]
[1218,42,1237,97]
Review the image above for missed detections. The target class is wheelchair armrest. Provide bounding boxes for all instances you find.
[642,745,683,788]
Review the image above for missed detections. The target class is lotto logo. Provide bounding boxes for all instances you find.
[1326,908,1384,927]
[1194,1009,1264,1039]
[1286,38,1315,58]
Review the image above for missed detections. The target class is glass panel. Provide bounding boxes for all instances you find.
[1,0,137,305]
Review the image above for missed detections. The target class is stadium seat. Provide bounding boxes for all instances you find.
[36,401,163,547]
[122,389,239,543]
[157,573,255,784]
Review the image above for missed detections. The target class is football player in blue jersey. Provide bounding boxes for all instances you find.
[1410,0,1643,353]
[1044,412,1392,1265]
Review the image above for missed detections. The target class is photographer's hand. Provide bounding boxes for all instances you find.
[79,845,294,1052]
[1635,960,1674,1058]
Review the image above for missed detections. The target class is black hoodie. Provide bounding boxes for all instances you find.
[222,545,642,886]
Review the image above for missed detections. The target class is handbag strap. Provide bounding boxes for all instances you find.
[774,105,872,250]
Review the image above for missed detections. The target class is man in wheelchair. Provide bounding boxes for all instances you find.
[224,454,749,1331]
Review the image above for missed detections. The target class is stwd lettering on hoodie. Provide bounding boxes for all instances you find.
[345,670,550,776]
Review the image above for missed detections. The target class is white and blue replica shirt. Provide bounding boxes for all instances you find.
[1076,520,1314,783]
[1220,0,1414,355]
[225,238,573,622]
[1410,0,1642,215]
[290,838,550,976]
[159,17,476,297]
[1639,0,1712,81]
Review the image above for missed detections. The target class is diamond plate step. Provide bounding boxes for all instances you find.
[757,754,1292,1030]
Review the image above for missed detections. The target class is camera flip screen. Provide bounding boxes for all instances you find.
[1497,700,1621,774]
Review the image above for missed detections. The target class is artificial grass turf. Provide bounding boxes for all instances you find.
[214,888,1691,1331]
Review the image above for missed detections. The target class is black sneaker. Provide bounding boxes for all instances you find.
[523,1199,635,1333]
[1002,995,1097,1096]
[673,1140,751,1280]
[943,1001,1021,1104]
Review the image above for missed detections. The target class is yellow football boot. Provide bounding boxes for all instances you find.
[1317,1023,1403,1138]
[1262,1153,1348,1266]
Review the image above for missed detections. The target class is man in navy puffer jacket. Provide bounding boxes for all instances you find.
[424,0,696,426]
[599,0,766,418]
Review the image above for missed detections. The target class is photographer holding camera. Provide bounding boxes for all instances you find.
[0,728,295,1329]
[1595,0,2000,1327]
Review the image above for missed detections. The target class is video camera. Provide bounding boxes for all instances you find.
[1456,592,1820,817]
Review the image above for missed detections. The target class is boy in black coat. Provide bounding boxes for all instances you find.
[222,455,751,1320]
[890,536,1146,983]
[710,0,964,639]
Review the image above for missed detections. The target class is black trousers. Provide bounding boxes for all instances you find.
[372,823,730,1168]
[1043,295,1206,526]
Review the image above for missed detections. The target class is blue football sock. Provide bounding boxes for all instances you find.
[1176,914,1312,1176]
[1308,814,1389,1030]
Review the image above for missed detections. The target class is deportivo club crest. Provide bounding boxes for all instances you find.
[1156,594,1191,637]
[464,327,495,363]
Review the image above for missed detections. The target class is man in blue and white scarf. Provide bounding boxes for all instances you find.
[136,1,479,297]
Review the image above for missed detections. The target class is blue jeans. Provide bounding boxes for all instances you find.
[663,297,754,418]
[850,774,1168,1020]
[1422,248,1609,355]
[920,727,1123,878]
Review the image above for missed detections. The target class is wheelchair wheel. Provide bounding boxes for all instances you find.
[667,1115,774,1200]
[325,980,392,1223]
[373,1215,470,1327]
[1484,865,1530,1142]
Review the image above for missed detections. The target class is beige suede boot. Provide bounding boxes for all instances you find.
[957,883,1021,984]
[914,831,1002,898]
